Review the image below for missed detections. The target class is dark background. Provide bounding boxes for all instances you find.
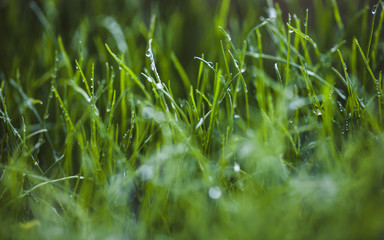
[0,0,377,80]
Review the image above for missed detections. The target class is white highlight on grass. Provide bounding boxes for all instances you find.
[234,162,241,172]
[103,17,128,52]
[288,98,306,111]
[209,186,222,199]
[156,82,163,90]
[137,164,154,181]
[195,118,204,130]
[313,108,322,116]
[142,106,154,119]
[267,8,277,19]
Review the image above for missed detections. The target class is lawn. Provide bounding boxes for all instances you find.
[1,0,384,239]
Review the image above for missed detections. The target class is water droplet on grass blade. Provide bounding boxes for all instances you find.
[145,49,151,57]
[313,108,322,116]
[289,29,294,33]
[156,82,163,90]
[209,186,222,199]
[146,39,153,57]
[372,4,378,14]
[223,32,231,41]
[141,73,153,83]
[234,60,239,68]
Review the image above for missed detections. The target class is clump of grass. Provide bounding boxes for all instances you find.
[1,0,384,239]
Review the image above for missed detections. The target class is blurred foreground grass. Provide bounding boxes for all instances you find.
[1,0,384,239]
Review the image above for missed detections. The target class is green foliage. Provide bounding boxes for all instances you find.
[1,0,384,239]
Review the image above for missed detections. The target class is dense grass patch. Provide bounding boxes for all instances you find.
[1,0,384,239]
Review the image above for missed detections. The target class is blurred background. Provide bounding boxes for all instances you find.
[0,0,377,80]
[1,1,383,239]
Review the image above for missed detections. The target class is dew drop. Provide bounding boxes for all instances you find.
[234,115,240,119]
[156,82,163,90]
[372,4,378,14]
[234,60,239,68]
[209,186,222,199]
[289,29,294,33]
[313,108,322,116]
[145,49,151,58]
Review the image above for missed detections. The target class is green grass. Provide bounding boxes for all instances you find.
[1,0,384,239]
